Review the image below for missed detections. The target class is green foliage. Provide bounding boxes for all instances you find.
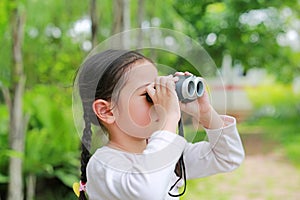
[183,124,207,144]
[0,0,9,28]
[24,85,80,187]
[0,104,9,183]
[241,116,300,168]
[245,80,300,168]
[1,0,87,196]
[173,0,300,82]
[0,0,12,88]
[246,81,300,118]
[23,0,87,86]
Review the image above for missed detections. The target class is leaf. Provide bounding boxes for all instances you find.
[0,173,8,183]
[0,149,24,159]
[54,169,79,188]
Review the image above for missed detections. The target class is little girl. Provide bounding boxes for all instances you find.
[75,49,244,200]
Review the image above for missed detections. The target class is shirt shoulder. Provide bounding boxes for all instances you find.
[88,131,187,174]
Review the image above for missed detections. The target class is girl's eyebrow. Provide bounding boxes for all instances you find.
[138,82,152,89]
[136,82,152,93]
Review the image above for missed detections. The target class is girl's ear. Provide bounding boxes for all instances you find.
[92,99,115,124]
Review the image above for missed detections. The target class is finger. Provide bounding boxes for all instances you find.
[166,79,176,95]
[155,77,161,93]
[159,76,168,92]
[174,72,185,76]
[167,74,179,82]
[172,76,179,82]
[146,82,155,96]
[179,101,186,110]
[167,75,176,89]
[184,71,193,76]
[146,83,156,102]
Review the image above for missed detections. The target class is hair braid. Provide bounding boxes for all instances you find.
[79,112,92,200]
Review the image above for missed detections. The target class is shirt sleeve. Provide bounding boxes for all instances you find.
[86,130,186,200]
[183,115,245,179]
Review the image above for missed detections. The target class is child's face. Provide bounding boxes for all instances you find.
[112,60,161,138]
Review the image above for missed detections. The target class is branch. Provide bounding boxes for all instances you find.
[0,84,12,115]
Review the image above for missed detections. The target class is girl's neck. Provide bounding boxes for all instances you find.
[105,122,149,153]
[107,135,147,153]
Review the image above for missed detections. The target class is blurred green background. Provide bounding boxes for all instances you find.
[1,0,300,199]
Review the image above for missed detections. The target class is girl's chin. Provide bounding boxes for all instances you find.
[115,120,166,138]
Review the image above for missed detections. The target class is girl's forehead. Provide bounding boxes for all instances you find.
[126,61,157,82]
[128,61,157,79]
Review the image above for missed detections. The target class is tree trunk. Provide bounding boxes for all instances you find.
[111,0,125,49]
[111,0,131,48]
[112,0,124,35]
[122,0,130,48]
[137,0,145,49]
[26,174,36,200]
[7,6,26,200]
[90,0,98,48]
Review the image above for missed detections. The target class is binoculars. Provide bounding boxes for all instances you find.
[175,75,204,103]
[146,75,204,103]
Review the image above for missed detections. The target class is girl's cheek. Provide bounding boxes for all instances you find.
[129,100,151,127]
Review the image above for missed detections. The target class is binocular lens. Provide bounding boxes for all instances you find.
[196,79,204,97]
[175,75,204,103]
[187,81,195,96]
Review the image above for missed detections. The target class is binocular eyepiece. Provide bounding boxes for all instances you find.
[145,75,204,103]
[175,75,204,103]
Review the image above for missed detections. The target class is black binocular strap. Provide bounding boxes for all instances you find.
[168,115,187,197]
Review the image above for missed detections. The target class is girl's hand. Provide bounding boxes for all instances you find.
[175,72,211,117]
[146,75,181,133]
[175,72,223,129]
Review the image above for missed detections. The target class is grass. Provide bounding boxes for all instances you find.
[239,115,300,168]
[243,81,300,167]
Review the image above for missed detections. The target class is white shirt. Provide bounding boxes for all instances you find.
[86,115,245,200]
